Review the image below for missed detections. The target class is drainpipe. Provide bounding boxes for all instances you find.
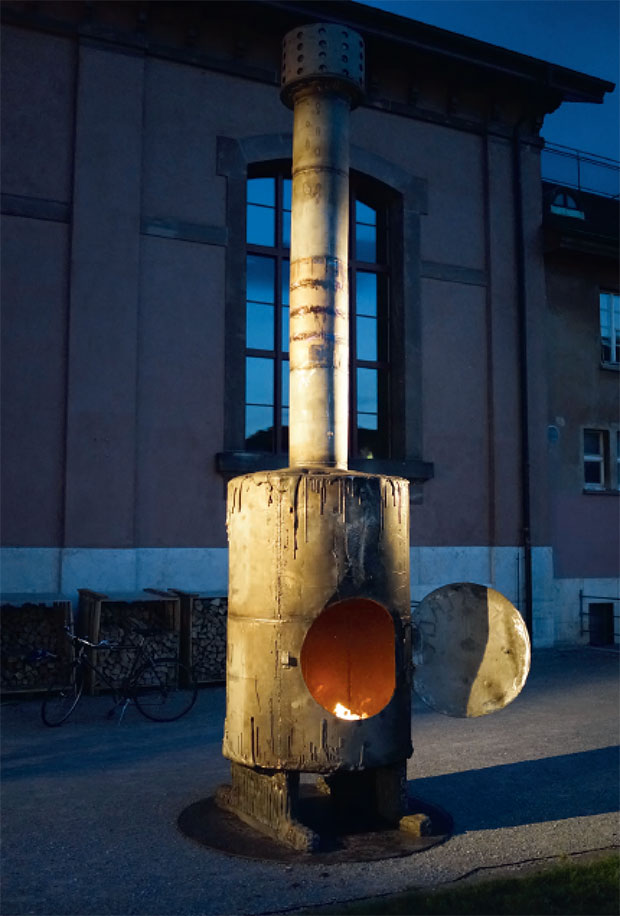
[513,117,533,638]
[281,24,364,469]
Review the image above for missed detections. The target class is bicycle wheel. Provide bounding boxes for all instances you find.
[41,664,84,726]
[133,657,197,722]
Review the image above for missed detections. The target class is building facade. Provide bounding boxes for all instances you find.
[543,180,619,644]
[1,0,617,646]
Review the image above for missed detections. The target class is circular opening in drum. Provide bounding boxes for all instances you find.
[300,598,395,719]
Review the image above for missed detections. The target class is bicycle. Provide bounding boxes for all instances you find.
[40,624,198,726]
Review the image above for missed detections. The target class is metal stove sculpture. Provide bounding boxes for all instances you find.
[216,23,530,853]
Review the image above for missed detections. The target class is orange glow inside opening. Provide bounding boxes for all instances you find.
[300,598,396,719]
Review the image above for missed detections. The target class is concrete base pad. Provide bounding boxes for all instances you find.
[177,788,452,863]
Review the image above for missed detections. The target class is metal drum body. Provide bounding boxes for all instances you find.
[223,468,412,773]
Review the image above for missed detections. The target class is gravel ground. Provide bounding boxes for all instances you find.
[1,647,618,916]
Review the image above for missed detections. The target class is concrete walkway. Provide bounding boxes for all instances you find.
[1,647,618,916]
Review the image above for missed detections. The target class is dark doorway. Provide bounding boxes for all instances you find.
[588,603,615,646]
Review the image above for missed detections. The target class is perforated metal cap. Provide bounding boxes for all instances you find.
[281,22,365,109]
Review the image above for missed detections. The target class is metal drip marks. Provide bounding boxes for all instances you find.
[381,477,406,527]
[291,473,304,559]
[290,474,392,558]
[227,475,276,524]
[309,475,329,515]
[226,477,245,523]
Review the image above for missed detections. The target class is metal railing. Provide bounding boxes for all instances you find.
[541,142,619,199]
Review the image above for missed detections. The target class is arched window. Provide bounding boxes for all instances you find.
[216,133,433,484]
[244,164,391,459]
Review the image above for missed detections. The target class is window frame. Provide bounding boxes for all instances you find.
[349,178,392,460]
[583,428,607,491]
[244,166,291,455]
[215,133,433,484]
[600,290,620,368]
[244,162,394,462]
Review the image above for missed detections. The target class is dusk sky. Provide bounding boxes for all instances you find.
[357,0,619,165]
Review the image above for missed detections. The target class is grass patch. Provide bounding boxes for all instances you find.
[308,853,619,915]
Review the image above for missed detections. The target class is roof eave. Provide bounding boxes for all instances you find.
[262,0,615,105]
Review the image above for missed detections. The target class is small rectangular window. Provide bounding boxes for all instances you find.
[583,429,606,490]
[600,291,620,365]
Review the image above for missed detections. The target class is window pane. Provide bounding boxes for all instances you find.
[282,307,289,352]
[283,179,292,211]
[248,178,275,207]
[355,222,377,262]
[356,201,376,225]
[281,361,289,408]
[356,272,377,317]
[357,316,377,361]
[357,425,380,459]
[600,293,619,364]
[357,412,378,430]
[247,204,275,246]
[357,367,377,414]
[600,296,610,334]
[584,460,602,485]
[282,210,291,248]
[282,259,290,351]
[584,430,601,455]
[246,302,274,351]
[247,255,275,304]
[245,406,274,451]
[246,357,273,406]
[281,409,289,453]
[282,260,290,305]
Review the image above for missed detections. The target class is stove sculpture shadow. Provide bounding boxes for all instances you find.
[178,780,452,864]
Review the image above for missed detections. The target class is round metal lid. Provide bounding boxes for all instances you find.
[412,583,531,718]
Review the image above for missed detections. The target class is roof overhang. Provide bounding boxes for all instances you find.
[263,0,615,106]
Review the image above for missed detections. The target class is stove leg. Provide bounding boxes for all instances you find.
[323,761,408,825]
[216,763,319,852]
[324,763,432,835]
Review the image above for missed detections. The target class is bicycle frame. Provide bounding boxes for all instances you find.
[71,635,150,721]
[42,626,197,726]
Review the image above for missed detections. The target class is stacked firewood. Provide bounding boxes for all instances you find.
[91,602,180,689]
[0,603,71,692]
[190,597,227,683]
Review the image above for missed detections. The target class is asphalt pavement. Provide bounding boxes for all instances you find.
[1,647,619,916]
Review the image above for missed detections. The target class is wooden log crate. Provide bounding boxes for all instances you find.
[1,596,74,694]
[170,591,227,684]
[77,589,181,695]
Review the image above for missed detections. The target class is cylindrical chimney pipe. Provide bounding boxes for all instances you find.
[281,24,365,469]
